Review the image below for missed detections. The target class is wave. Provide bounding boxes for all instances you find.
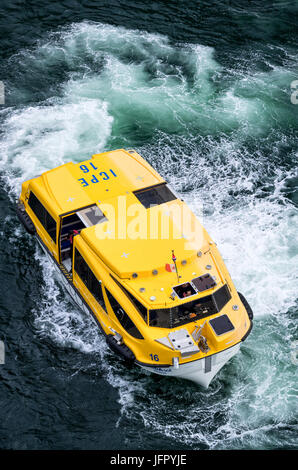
[0,20,297,449]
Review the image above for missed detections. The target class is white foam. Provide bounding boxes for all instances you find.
[1,20,297,449]
[33,249,104,354]
[0,98,113,195]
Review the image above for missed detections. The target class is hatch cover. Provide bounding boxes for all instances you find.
[209,314,234,336]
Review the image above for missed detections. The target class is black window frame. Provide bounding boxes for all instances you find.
[213,284,231,311]
[28,191,57,243]
[149,284,231,329]
[111,275,148,323]
[105,289,144,339]
[74,248,106,311]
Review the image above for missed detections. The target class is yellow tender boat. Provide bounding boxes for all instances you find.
[17,148,253,387]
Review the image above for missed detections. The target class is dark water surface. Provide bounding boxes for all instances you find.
[0,0,297,450]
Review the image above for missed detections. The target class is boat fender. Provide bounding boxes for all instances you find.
[16,203,36,235]
[106,334,135,363]
[241,321,253,342]
[238,292,253,320]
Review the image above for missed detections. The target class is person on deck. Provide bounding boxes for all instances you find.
[67,229,79,265]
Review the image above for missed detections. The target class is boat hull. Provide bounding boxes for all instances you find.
[138,343,241,388]
[36,236,244,388]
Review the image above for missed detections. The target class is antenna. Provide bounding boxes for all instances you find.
[172,250,179,283]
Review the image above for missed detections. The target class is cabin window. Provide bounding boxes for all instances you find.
[110,275,148,323]
[133,183,176,209]
[121,287,148,323]
[28,191,57,243]
[74,249,106,311]
[149,284,231,328]
[105,289,144,339]
[213,284,231,311]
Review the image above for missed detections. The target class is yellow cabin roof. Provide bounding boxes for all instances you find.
[31,149,164,215]
[26,149,225,308]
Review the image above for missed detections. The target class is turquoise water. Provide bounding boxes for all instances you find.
[0,1,297,450]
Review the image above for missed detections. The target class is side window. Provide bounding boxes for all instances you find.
[28,192,56,243]
[89,268,105,308]
[74,249,106,311]
[111,276,148,323]
[122,288,148,323]
[105,289,144,339]
[74,248,89,285]
[213,285,231,311]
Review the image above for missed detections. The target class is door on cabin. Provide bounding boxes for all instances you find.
[60,205,107,272]
[60,212,85,272]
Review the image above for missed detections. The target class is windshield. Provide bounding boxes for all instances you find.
[149,285,231,328]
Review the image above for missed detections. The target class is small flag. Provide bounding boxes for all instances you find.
[165,251,179,281]
[165,263,176,272]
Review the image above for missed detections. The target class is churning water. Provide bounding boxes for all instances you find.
[0,1,297,450]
